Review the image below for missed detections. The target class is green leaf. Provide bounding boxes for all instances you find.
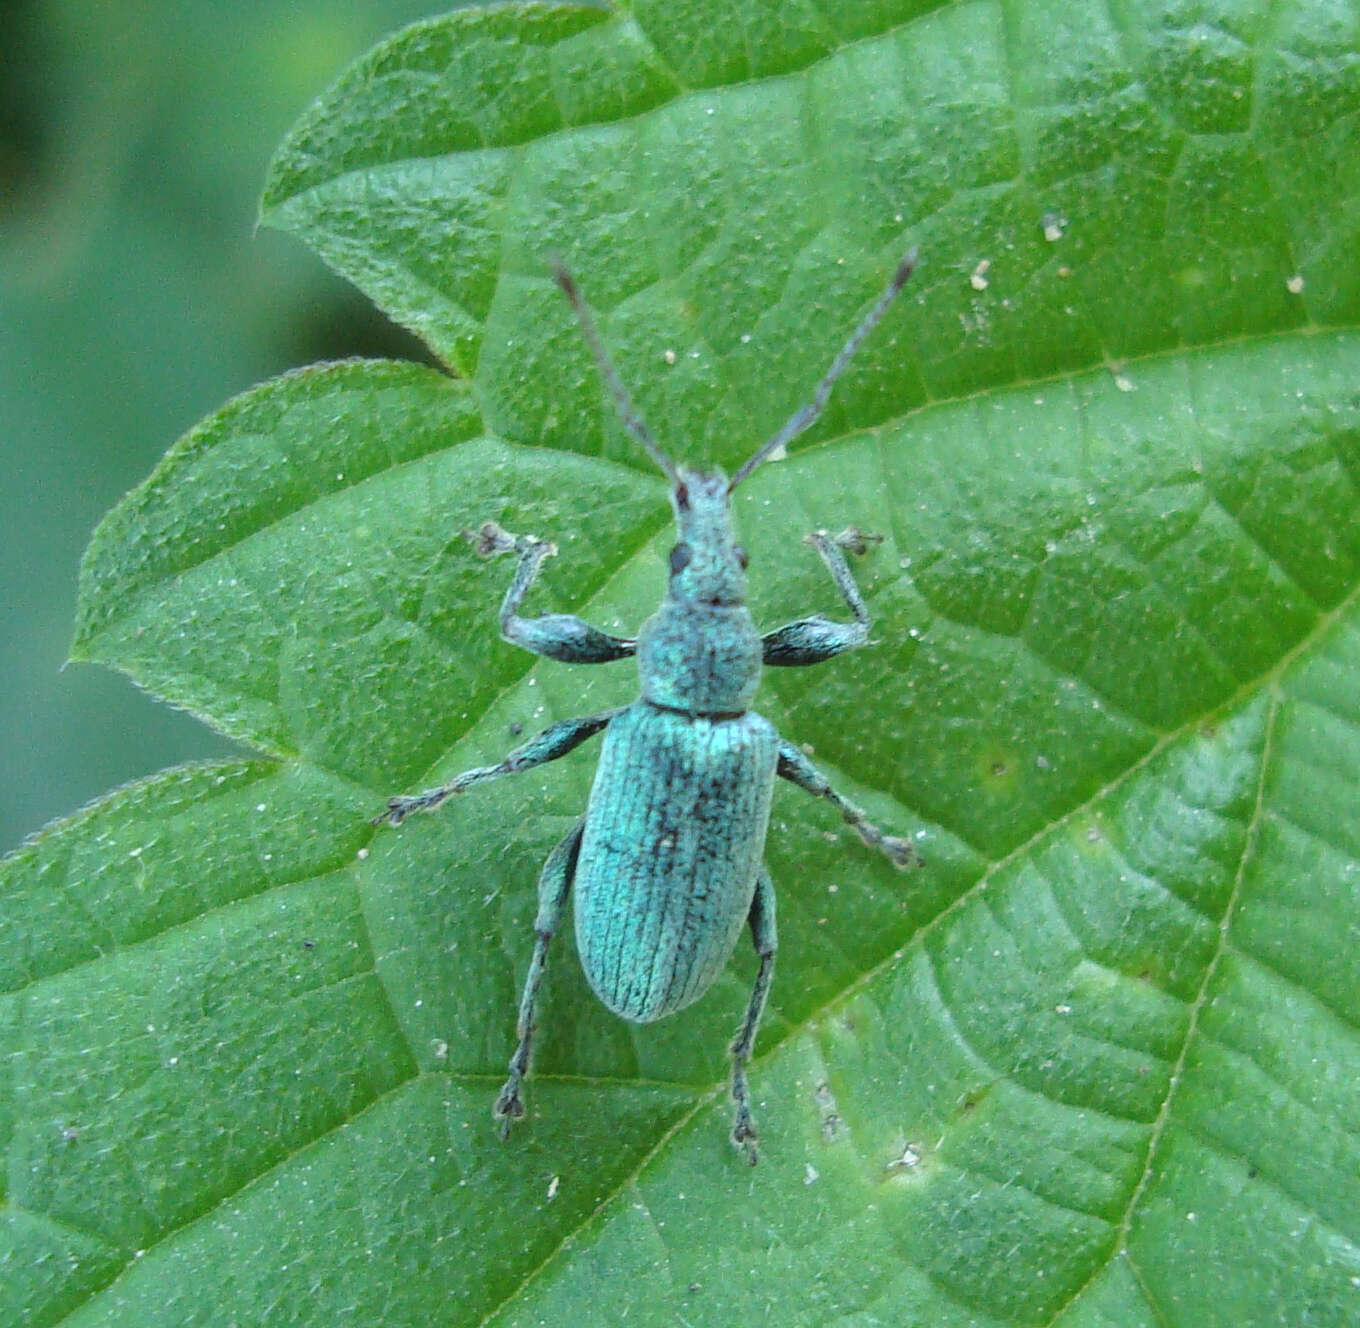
[6,1,1360,1324]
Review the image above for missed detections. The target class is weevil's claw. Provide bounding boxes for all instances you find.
[883,834,923,871]
[494,1079,526,1138]
[852,822,922,871]
[463,521,520,557]
[832,526,883,557]
[462,521,518,557]
[373,792,441,827]
[731,1114,760,1166]
[462,521,557,561]
[373,796,414,827]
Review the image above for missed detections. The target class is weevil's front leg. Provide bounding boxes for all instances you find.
[730,867,777,1165]
[495,819,583,1135]
[761,527,882,666]
[469,521,636,663]
[375,707,622,826]
[777,741,919,869]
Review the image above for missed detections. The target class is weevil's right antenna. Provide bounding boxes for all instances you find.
[728,247,918,491]
[551,259,684,488]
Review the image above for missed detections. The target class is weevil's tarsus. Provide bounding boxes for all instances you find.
[729,867,777,1164]
[728,248,918,491]
[730,1066,765,1167]
[552,258,683,488]
[826,526,883,558]
[777,741,920,870]
[462,519,547,561]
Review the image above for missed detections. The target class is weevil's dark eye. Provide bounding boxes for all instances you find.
[669,543,693,575]
[734,545,749,569]
[674,483,690,511]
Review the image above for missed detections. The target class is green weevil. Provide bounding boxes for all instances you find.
[376,251,921,1162]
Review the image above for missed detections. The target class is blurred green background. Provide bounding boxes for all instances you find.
[0,0,449,853]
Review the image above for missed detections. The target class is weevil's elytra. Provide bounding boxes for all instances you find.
[376,250,922,1163]
[577,704,779,1021]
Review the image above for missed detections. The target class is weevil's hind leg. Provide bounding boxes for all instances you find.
[375,707,622,825]
[777,741,920,870]
[468,521,636,664]
[494,818,584,1135]
[730,867,778,1165]
[761,527,883,666]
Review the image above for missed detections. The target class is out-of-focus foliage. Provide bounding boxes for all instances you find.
[0,0,439,852]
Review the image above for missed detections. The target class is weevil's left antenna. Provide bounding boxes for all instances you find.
[728,247,919,491]
[552,259,683,488]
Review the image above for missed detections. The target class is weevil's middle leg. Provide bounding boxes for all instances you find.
[777,741,919,869]
[375,707,622,825]
[730,867,777,1165]
[761,527,882,666]
[468,521,636,664]
[494,818,584,1135]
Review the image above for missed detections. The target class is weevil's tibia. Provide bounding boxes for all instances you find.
[762,527,883,666]
[730,868,778,1165]
[495,820,584,1134]
[374,708,622,826]
[776,742,920,870]
[728,248,919,490]
[466,521,636,664]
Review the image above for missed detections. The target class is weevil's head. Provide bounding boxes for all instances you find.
[666,468,748,607]
[553,249,919,716]
[638,465,761,714]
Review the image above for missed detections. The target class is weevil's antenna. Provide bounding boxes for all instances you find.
[551,259,684,488]
[728,247,919,491]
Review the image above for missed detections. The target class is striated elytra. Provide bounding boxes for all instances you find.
[376,251,922,1162]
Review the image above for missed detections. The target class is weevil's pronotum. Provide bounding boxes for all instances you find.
[376,251,922,1161]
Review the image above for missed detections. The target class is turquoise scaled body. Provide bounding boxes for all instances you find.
[376,251,921,1160]
[575,701,779,1022]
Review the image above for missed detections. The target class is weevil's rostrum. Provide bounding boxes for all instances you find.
[376,251,921,1162]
